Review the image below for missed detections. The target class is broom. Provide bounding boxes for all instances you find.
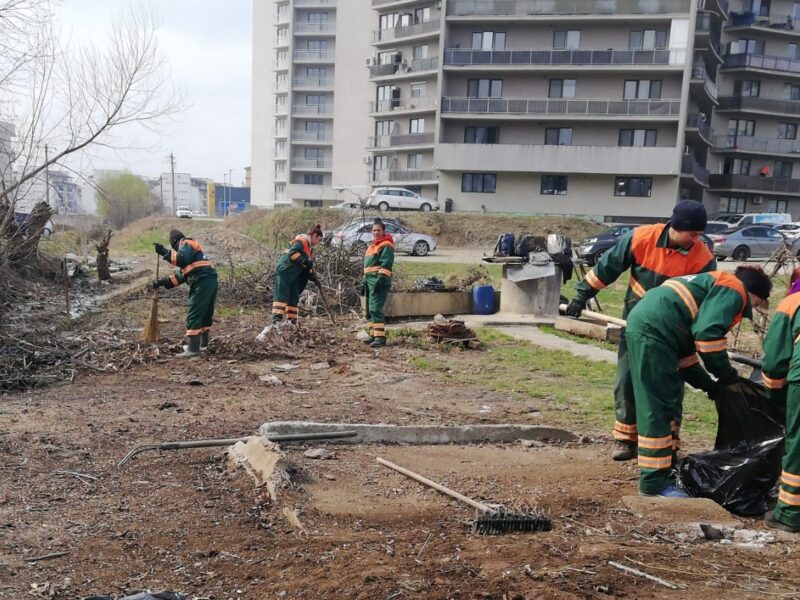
[141,255,160,343]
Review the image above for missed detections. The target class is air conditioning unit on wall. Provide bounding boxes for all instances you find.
[751,196,763,205]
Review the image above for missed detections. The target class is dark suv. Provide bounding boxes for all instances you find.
[576,224,638,265]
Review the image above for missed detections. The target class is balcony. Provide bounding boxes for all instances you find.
[275,35,289,47]
[694,13,723,61]
[717,95,800,116]
[292,104,334,115]
[369,56,439,78]
[292,77,334,89]
[722,53,800,77]
[275,11,289,25]
[440,96,681,117]
[291,158,332,169]
[369,95,437,114]
[274,104,289,115]
[271,128,288,138]
[292,131,333,142]
[711,134,800,156]
[293,50,335,62]
[294,0,336,5]
[680,156,710,186]
[447,0,691,17]
[709,174,800,195]
[435,142,678,174]
[368,132,435,148]
[443,47,686,67]
[727,13,798,36]
[372,19,440,44]
[369,169,438,183]
[275,58,289,70]
[690,62,718,103]
[685,112,711,144]
[294,22,335,34]
[275,80,289,93]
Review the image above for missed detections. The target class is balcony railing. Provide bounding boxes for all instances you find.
[292,131,332,142]
[709,173,800,193]
[294,22,335,34]
[691,62,718,99]
[275,35,288,47]
[275,58,289,69]
[275,80,289,92]
[440,96,681,116]
[444,47,685,66]
[447,0,691,17]
[292,158,332,169]
[369,169,437,183]
[274,104,289,115]
[294,0,336,5]
[369,56,439,77]
[369,96,437,113]
[293,50,335,62]
[292,77,334,88]
[681,156,710,185]
[368,132,435,148]
[686,112,711,140]
[712,134,800,155]
[728,13,796,31]
[271,128,288,137]
[695,13,722,57]
[718,95,800,115]
[292,104,334,115]
[722,53,800,75]
[372,19,440,43]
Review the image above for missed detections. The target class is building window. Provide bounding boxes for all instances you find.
[790,44,800,60]
[374,155,392,171]
[306,67,325,79]
[553,30,580,50]
[307,12,328,23]
[619,129,657,146]
[730,39,765,55]
[785,83,800,99]
[767,199,788,212]
[779,123,798,139]
[376,85,400,109]
[628,30,668,50]
[307,40,328,51]
[410,82,426,97]
[743,0,770,15]
[464,126,499,143]
[409,118,425,133]
[623,79,661,99]
[304,147,324,161]
[413,45,429,60]
[304,200,323,207]
[541,175,568,195]
[548,78,576,98]
[774,160,794,178]
[614,177,652,197]
[306,120,325,132]
[735,80,761,97]
[379,13,398,30]
[467,79,502,98]
[720,196,747,213]
[407,153,423,169]
[375,120,394,136]
[723,158,751,175]
[545,127,573,145]
[414,7,431,23]
[471,31,506,50]
[303,174,324,185]
[462,173,497,193]
[728,119,756,136]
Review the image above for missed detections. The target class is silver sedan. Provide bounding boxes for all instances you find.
[331,221,437,256]
[708,225,790,261]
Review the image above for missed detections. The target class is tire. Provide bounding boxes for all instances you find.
[378,201,390,212]
[591,249,605,265]
[412,241,430,256]
[732,245,750,261]
[420,203,431,212]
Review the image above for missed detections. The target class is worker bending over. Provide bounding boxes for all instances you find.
[626,266,771,497]
[362,218,394,348]
[566,200,715,461]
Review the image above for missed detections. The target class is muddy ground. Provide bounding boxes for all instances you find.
[1,294,799,600]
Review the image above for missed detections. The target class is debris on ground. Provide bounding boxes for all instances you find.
[426,314,481,348]
[225,437,286,501]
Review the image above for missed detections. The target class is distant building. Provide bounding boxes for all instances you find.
[0,121,14,194]
[244,166,251,188]
[159,173,211,215]
[207,182,251,217]
[11,169,81,214]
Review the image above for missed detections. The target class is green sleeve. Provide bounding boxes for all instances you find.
[574,230,634,303]
[378,245,394,280]
[700,256,717,273]
[287,241,311,268]
[173,244,196,269]
[159,269,185,290]
[679,362,715,393]
[761,311,794,393]
[692,287,744,382]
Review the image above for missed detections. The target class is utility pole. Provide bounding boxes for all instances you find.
[159,176,164,213]
[44,144,50,207]
[169,152,176,215]
[228,168,233,216]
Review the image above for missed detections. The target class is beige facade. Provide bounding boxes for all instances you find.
[253,0,800,219]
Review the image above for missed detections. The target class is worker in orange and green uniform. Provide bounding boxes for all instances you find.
[566,200,715,461]
[152,229,218,358]
[760,267,800,533]
[363,218,394,348]
[270,224,323,329]
[626,267,771,497]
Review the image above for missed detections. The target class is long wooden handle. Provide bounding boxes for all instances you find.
[376,457,489,512]
[559,303,627,327]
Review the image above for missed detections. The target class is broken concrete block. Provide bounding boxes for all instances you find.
[622,495,739,527]
[303,448,334,460]
[225,437,286,501]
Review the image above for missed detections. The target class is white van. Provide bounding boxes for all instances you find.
[735,213,792,227]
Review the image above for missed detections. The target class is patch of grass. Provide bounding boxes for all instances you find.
[393,262,501,289]
[39,230,82,256]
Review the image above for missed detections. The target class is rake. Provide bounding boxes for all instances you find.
[376,457,551,535]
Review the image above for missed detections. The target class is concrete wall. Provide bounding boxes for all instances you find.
[251,1,276,208]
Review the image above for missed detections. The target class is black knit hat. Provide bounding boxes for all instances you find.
[735,265,772,301]
[169,229,185,251]
[669,200,707,232]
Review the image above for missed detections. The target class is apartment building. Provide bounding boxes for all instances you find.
[253,0,800,219]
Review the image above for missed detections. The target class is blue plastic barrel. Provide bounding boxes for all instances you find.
[472,284,495,315]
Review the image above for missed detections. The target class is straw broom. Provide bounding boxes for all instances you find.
[141,255,160,343]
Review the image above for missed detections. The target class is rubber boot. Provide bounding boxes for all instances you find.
[765,510,800,533]
[177,334,201,358]
[370,337,386,348]
[641,485,689,499]
[612,441,636,461]
[201,330,209,350]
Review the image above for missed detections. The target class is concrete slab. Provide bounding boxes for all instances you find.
[451,314,556,327]
[495,326,617,364]
[622,496,741,527]
[259,421,577,444]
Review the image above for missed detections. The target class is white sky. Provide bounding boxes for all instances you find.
[54,0,252,185]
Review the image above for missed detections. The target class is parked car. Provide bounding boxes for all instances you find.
[774,222,800,238]
[191,210,207,218]
[331,219,436,256]
[700,233,714,254]
[576,223,639,265]
[13,212,53,237]
[719,214,743,224]
[708,225,787,261]
[735,212,792,227]
[176,206,192,218]
[366,187,439,212]
[704,220,730,234]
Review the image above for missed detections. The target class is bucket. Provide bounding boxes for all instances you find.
[472,284,494,315]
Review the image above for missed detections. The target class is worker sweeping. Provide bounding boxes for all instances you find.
[362,218,394,348]
[565,200,716,461]
[760,268,800,532]
[258,224,323,339]
[626,266,771,498]
[151,229,218,358]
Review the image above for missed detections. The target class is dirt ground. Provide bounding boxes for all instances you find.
[2,296,800,600]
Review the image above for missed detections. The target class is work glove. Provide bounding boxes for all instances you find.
[153,243,168,257]
[705,381,721,401]
[565,298,586,318]
[148,279,165,291]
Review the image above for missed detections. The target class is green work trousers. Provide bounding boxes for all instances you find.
[773,385,800,527]
[186,275,218,336]
[627,330,681,495]
[273,267,308,322]
[365,276,390,338]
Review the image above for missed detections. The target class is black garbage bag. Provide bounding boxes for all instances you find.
[678,379,785,516]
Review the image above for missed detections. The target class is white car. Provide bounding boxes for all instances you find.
[176,206,192,218]
[330,219,436,256]
[366,187,439,212]
[191,210,207,218]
